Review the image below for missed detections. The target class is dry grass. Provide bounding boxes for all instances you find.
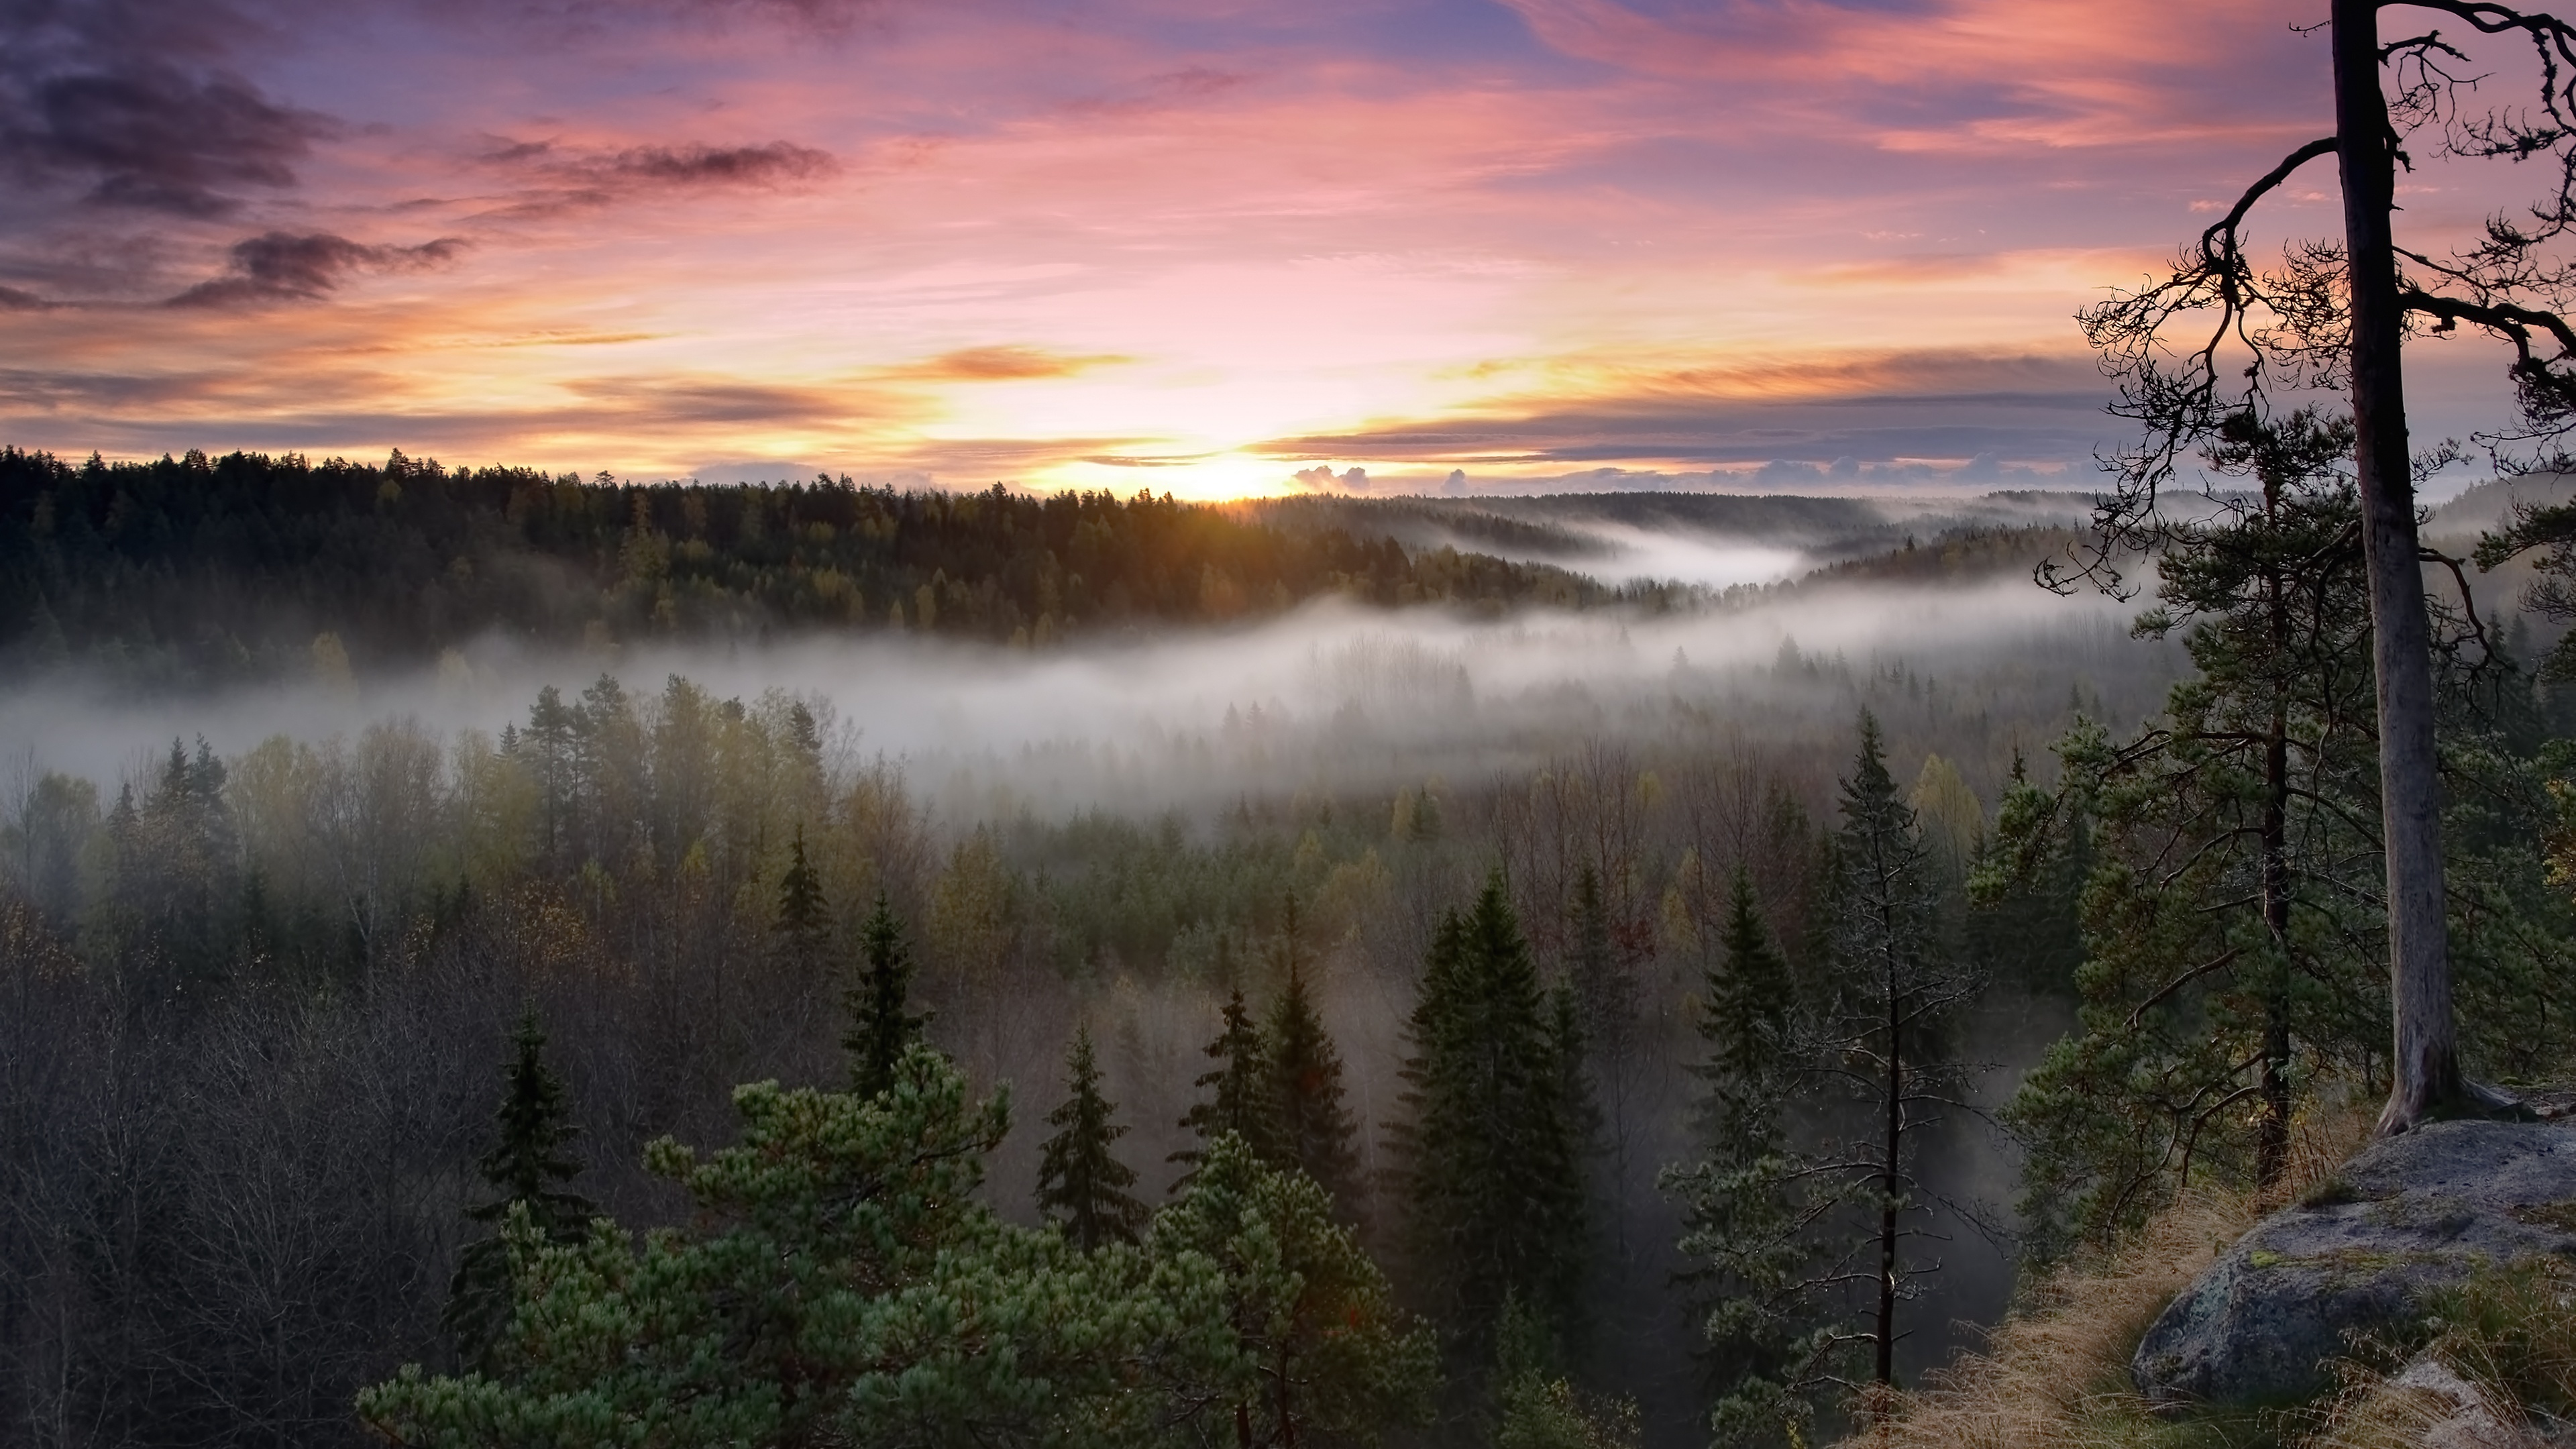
[1837,1108,2377,1449]
[2302,1260,2576,1449]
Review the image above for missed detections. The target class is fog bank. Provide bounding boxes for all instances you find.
[3,574,2167,820]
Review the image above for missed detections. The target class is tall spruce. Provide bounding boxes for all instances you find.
[1564,865,1640,1226]
[1267,909,1364,1220]
[1695,867,1796,1165]
[773,824,833,977]
[1397,872,1589,1393]
[844,892,928,1098]
[1821,711,1984,1387]
[1662,869,1835,1449]
[1035,1024,1149,1251]
[1173,983,1277,1182]
[444,1011,594,1370]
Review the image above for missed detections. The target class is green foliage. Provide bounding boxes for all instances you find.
[846,892,928,1097]
[1175,985,1279,1185]
[444,1011,594,1371]
[1396,873,1591,1386]
[1965,750,2088,996]
[1694,710,1987,1412]
[1038,1025,1151,1252]
[772,824,833,976]
[93,738,240,991]
[1693,867,1795,1161]
[1266,931,1364,1220]
[0,447,1621,684]
[2422,1258,2576,1426]
[2002,416,2390,1255]
[363,1045,1240,1449]
[1664,866,1847,1448]
[1151,1132,1438,1448]
[1494,1297,1640,1449]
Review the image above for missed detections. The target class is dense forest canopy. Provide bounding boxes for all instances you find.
[5,441,2576,1449]
[0,447,1676,687]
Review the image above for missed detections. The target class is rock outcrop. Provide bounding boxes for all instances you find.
[2132,1115,2576,1410]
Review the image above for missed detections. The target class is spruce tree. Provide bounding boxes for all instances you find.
[1824,710,1983,1387]
[1663,872,1834,1449]
[773,824,832,976]
[445,1010,594,1370]
[1563,863,1638,1256]
[844,892,927,1098]
[1695,867,1795,1161]
[1396,872,1589,1391]
[1035,1024,1149,1251]
[1564,866,1635,1067]
[1267,947,1364,1220]
[1172,984,1276,1181]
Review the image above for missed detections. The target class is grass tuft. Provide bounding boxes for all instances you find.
[1836,1109,2375,1449]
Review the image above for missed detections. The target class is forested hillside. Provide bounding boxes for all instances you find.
[7,437,2576,1449]
[0,448,1641,686]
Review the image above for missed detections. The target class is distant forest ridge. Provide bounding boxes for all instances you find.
[0,446,2086,687]
[1242,488,2095,566]
[0,447,1654,686]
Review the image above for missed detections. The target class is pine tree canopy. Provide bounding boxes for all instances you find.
[366,1046,1246,1449]
[1037,1024,1150,1251]
[1152,1132,1436,1448]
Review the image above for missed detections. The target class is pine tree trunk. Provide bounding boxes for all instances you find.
[1876,951,1899,1386]
[1277,1345,1296,1449]
[2333,0,2466,1136]
[2259,680,2292,1186]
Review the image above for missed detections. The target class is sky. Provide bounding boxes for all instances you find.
[0,0,2555,498]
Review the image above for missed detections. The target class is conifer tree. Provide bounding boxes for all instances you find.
[1036,1024,1149,1251]
[1173,984,1276,1181]
[772,824,832,977]
[844,892,927,1098]
[1493,1295,1639,1449]
[1152,1132,1438,1449]
[370,1046,1243,1449]
[1821,711,1984,1387]
[1694,867,1796,1167]
[1267,931,1364,1220]
[1662,872,1836,1449]
[1396,873,1589,1391]
[445,1011,593,1370]
[2002,412,2393,1254]
[1565,867,1633,1055]
[1964,750,2088,997]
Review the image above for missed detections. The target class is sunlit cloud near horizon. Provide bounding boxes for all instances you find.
[0,0,2555,497]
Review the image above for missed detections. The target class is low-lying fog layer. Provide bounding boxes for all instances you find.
[2,572,2166,817]
[1270,489,2103,591]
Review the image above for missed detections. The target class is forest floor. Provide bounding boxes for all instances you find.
[1836,1102,2576,1449]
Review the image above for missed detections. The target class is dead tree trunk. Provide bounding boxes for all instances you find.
[2334,0,2466,1136]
